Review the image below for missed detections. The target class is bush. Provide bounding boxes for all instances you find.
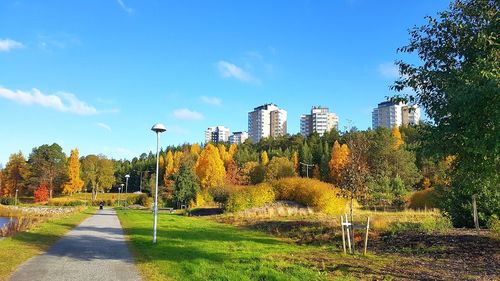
[249,164,265,185]
[487,215,500,239]
[270,177,350,215]
[226,183,275,212]
[48,198,88,206]
[264,157,296,181]
[0,197,16,205]
[34,183,50,203]
[408,188,438,209]
[209,185,245,206]
[134,194,153,207]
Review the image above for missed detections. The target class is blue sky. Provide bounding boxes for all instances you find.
[0,0,450,164]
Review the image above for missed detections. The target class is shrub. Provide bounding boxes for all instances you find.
[135,194,153,207]
[0,197,16,205]
[487,215,500,239]
[249,164,265,185]
[270,177,350,215]
[264,157,296,181]
[408,188,438,209]
[209,185,245,206]
[34,183,50,203]
[226,183,275,212]
[48,198,88,206]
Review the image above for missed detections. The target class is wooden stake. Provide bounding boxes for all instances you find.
[345,214,352,254]
[364,217,370,255]
[341,216,346,254]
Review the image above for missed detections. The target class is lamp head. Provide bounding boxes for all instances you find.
[151,123,167,133]
[125,174,130,178]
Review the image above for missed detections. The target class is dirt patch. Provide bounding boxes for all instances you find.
[214,215,500,280]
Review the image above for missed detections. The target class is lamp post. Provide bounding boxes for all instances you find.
[125,174,130,208]
[119,184,124,207]
[151,123,166,244]
[15,189,18,206]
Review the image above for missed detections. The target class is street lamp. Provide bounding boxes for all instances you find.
[151,123,166,244]
[125,174,130,208]
[119,184,124,207]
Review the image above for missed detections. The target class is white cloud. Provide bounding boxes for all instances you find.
[117,0,134,14]
[0,85,100,115]
[217,60,258,83]
[173,108,204,121]
[378,62,399,79]
[0,39,23,52]
[97,122,112,131]
[200,96,222,106]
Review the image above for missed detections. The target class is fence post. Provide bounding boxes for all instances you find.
[344,214,352,254]
[472,195,480,234]
[364,217,370,255]
[341,216,346,254]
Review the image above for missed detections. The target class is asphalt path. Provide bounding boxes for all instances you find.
[9,209,141,281]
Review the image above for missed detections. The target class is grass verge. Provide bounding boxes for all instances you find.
[117,210,361,281]
[0,208,94,281]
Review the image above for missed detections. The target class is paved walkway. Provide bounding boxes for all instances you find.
[9,209,142,281]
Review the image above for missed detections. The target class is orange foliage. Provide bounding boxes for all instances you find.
[329,141,350,184]
[34,183,50,203]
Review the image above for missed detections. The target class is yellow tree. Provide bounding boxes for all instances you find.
[173,151,183,174]
[261,151,269,165]
[163,150,175,186]
[392,127,404,149]
[190,143,201,156]
[63,149,84,194]
[227,143,238,163]
[293,151,299,173]
[195,144,226,190]
[218,144,228,164]
[329,141,350,185]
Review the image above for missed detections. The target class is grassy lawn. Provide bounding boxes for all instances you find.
[117,210,366,281]
[0,208,94,281]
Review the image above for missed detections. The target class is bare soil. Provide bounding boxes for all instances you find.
[213,216,500,280]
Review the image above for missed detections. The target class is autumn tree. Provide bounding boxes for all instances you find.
[218,144,229,165]
[163,150,175,187]
[393,0,499,226]
[260,151,269,165]
[195,144,226,190]
[293,151,299,173]
[1,152,29,197]
[329,141,350,185]
[173,151,183,174]
[392,127,404,149]
[28,143,67,198]
[62,149,84,194]
[190,143,201,157]
[228,144,238,161]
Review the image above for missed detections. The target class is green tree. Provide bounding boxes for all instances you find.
[174,164,200,206]
[28,143,67,198]
[393,0,499,226]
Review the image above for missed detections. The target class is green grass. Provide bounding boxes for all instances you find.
[117,210,354,281]
[0,208,94,281]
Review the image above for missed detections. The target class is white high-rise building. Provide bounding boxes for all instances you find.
[300,106,339,136]
[248,103,287,143]
[229,131,249,145]
[205,126,230,143]
[372,101,420,129]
